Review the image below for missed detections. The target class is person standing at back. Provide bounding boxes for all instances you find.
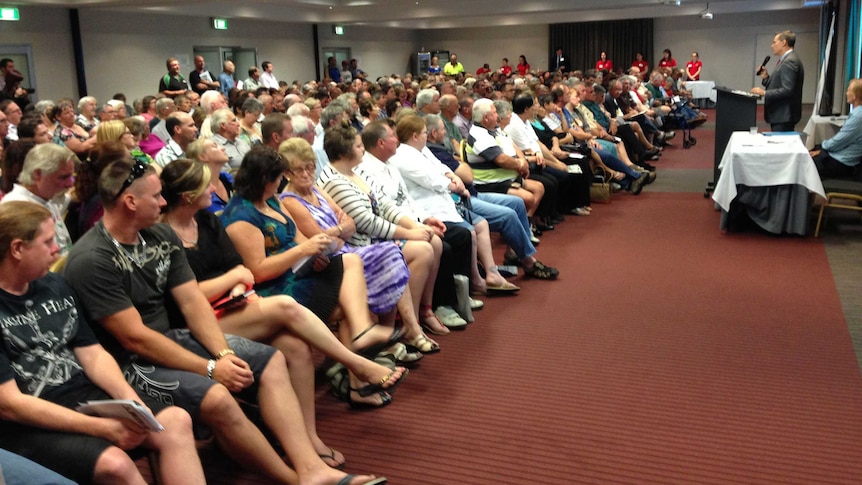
[751,30,805,132]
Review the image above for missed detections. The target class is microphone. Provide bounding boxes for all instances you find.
[756,56,771,75]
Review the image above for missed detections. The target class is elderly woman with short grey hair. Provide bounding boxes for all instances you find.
[238,96,264,146]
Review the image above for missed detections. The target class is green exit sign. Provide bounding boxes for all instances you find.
[0,8,20,21]
[212,18,228,30]
[333,25,344,35]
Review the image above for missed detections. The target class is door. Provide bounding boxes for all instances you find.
[232,48,259,88]
[192,47,223,84]
[0,45,37,100]
[322,47,351,80]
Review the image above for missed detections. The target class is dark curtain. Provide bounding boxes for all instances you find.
[549,19,653,75]
[817,1,838,115]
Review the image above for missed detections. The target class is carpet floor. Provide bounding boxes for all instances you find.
[140,105,862,484]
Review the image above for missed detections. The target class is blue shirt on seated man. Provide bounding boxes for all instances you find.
[812,78,862,180]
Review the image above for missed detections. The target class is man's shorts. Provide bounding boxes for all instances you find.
[0,373,170,484]
[124,329,277,427]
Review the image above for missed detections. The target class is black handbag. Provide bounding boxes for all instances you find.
[561,142,592,156]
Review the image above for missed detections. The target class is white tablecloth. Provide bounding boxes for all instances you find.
[802,114,847,149]
[685,80,716,103]
[713,132,825,212]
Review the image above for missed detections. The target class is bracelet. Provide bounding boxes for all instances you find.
[206,359,216,379]
[337,225,344,235]
[216,348,235,359]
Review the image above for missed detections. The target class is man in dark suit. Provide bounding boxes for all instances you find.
[751,30,805,132]
[552,47,566,72]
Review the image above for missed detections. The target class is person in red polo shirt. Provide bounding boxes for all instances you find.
[685,52,702,81]
[632,53,648,79]
[596,51,613,72]
[499,58,513,76]
[658,48,677,69]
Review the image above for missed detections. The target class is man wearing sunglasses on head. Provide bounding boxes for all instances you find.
[64,158,386,485]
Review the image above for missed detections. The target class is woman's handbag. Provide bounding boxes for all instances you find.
[590,166,612,204]
[561,141,592,156]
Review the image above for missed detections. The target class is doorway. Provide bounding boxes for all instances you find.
[0,45,37,101]
[193,46,259,90]
[322,47,351,80]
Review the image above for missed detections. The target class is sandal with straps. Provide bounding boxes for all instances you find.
[347,389,392,410]
[420,305,450,336]
[524,260,559,280]
[404,333,440,354]
[503,251,522,268]
[354,368,408,397]
[378,342,424,365]
[352,323,403,358]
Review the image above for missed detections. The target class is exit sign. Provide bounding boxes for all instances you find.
[0,8,19,21]
[212,18,228,30]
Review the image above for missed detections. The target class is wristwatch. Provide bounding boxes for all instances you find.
[206,359,216,379]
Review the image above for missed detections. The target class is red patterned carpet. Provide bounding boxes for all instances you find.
[141,108,862,484]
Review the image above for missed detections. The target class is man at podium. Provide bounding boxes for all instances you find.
[750,30,805,132]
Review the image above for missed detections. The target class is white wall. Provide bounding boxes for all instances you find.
[419,25,549,75]
[0,7,820,106]
[0,6,78,101]
[654,9,820,103]
[318,24,417,79]
[77,10,316,104]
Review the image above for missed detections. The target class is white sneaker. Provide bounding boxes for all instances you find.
[452,275,474,323]
[434,306,468,329]
[469,298,484,310]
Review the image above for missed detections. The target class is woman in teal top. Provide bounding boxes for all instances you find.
[220,148,402,390]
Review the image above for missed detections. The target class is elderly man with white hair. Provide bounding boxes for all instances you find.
[106,99,127,119]
[75,96,98,133]
[149,96,177,143]
[210,108,250,170]
[415,88,441,116]
[0,143,77,255]
[290,114,316,145]
[198,90,228,138]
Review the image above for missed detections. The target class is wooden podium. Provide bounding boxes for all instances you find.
[705,87,760,197]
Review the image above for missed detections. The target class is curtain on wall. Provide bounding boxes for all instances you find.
[849,0,862,80]
[549,19,653,75]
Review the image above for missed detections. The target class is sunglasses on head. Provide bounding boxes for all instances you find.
[114,159,148,201]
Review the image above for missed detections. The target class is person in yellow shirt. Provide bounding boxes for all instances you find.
[443,53,465,76]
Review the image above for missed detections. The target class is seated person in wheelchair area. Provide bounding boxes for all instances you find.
[810,78,862,180]
[644,71,707,129]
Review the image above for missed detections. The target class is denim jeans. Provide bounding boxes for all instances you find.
[0,449,76,485]
[597,149,644,189]
[473,193,536,259]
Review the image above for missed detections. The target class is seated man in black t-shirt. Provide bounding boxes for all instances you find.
[64,159,386,485]
[0,201,204,485]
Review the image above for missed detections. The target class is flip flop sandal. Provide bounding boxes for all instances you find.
[336,475,388,485]
[319,447,346,469]
[485,281,521,293]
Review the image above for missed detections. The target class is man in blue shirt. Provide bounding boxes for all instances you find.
[219,60,236,97]
[811,78,862,179]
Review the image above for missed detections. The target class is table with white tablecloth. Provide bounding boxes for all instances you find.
[685,80,716,108]
[713,132,825,235]
[802,114,847,149]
